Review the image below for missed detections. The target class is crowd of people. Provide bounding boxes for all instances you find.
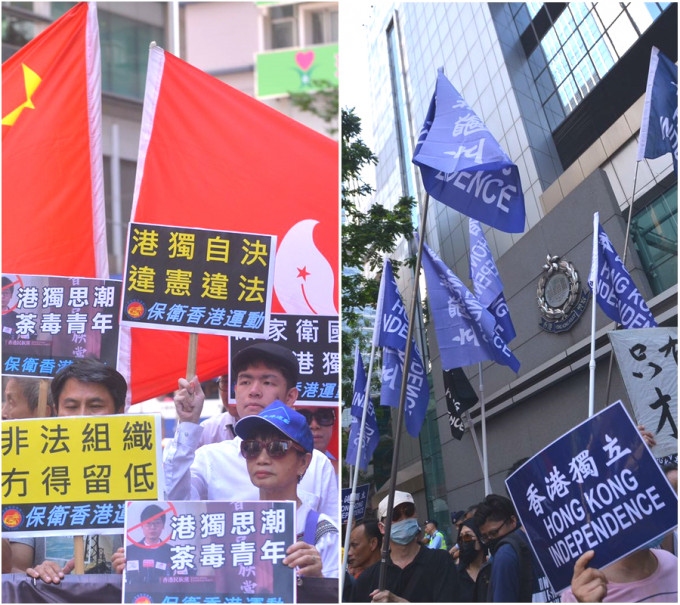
[2,343,677,603]
[1,342,341,600]
[342,468,678,603]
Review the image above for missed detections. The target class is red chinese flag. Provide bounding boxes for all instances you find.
[2,3,108,277]
[121,47,338,404]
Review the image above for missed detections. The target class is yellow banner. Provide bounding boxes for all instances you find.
[2,414,163,505]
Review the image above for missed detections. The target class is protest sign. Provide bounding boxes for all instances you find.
[609,327,677,459]
[123,500,296,604]
[2,274,121,378]
[1,415,163,537]
[342,484,370,525]
[121,223,276,337]
[229,314,340,405]
[506,401,678,594]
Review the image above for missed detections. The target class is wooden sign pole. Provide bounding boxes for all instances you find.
[73,535,85,574]
[186,332,198,380]
[37,379,49,417]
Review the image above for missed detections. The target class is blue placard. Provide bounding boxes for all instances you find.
[342,484,370,525]
[506,401,678,594]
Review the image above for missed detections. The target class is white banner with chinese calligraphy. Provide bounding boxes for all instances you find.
[1,415,163,537]
[121,223,276,337]
[609,327,677,459]
[123,500,296,604]
[2,274,121,378]
[228,314,339,405]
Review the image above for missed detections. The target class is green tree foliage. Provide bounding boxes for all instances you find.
[341,108,415,491]
[342,108,416,333]
[288,79,338,136]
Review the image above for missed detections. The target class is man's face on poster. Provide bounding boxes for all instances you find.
[142,516,165,543]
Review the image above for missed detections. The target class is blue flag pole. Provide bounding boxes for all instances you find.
[340,341,379,594]
[378,194,430,592]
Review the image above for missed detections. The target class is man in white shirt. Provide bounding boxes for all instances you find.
[163,342,338,524]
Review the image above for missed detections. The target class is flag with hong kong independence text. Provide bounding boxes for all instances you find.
[469,218,516,342]
[588,213,657,330]
[374,258,430,437]
[345,345,380,471]
[421,238,520,373]
[2,2,108,278]
[637,46,677,173]
[413,68,525,233]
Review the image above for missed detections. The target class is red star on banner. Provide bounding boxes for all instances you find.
[297,266,310,280]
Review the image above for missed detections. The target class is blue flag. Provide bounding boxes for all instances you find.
[469,218,516,341]
[375,259,430,437]
[588,214,657,329]
[637,47,677,173]
[346,346,379,471]
[421,239,520,373]
[412,68,525,233]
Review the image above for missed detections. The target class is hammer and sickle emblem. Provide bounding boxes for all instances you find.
[2,63,42,126]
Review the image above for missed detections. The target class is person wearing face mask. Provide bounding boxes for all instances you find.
[350,490,463,602]
[456,519,487,601]
[473,494,556,602]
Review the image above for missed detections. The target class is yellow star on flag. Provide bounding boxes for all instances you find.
[2,63,42,126]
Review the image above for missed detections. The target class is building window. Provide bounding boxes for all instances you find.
[513,2,671,131]
[630,184,678,297]
[269,5,296,49]
[307,6,338,44]
[98,10,164,100]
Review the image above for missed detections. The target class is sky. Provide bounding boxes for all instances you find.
[339,1,377,184]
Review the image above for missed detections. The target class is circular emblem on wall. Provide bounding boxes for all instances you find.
[537,255,590,333]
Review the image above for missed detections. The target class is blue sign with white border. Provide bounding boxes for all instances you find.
[342,484,370,525]
[506,400,678,594]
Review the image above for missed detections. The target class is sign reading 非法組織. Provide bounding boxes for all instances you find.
[1,415,163,538]
[506,401,678,594]
[123,500,296,604]
[2,274,121,377]
[121,223,276,337]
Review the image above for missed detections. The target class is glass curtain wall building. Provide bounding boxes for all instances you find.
[356,1,676,522]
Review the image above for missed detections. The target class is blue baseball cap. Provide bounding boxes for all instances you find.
[234,400,313,453]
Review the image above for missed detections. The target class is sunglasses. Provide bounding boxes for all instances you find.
[240,439,302,459]
[390,503,415,522]
[459,533,478,543]
[299,408,336,427]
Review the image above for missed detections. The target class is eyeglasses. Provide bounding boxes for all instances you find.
[480,518,510,543]
[143,519,164,528]
[299,408,335,427]
[240,439,302,459]
[217,376,229,392]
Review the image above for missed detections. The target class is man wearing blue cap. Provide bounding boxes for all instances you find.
[234,400,339,578]
[163,342,338,524]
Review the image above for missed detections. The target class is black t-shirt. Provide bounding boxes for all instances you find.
[456,563,477,602]
[350,545,464,602]
[125,543,174,583]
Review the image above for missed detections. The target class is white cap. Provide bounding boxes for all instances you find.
[378,490,414,520]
